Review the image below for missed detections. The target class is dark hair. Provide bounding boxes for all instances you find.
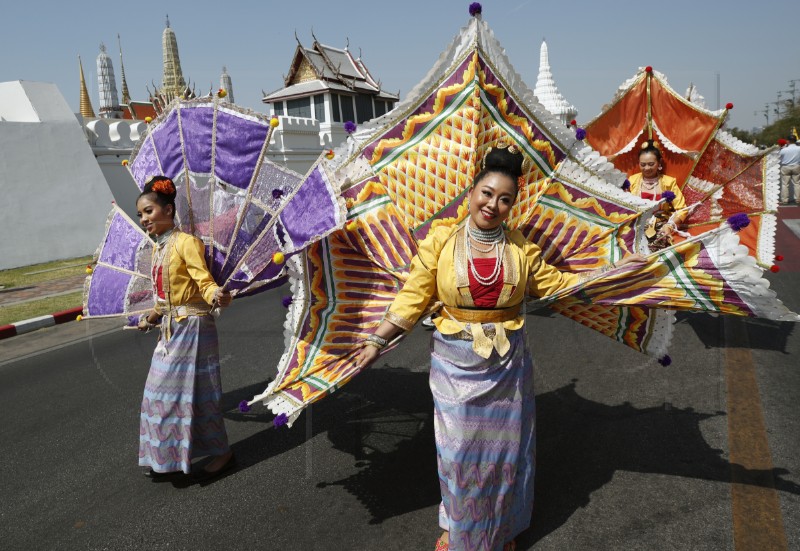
[639,139,665,171]
[137,175,177,217]
[473,145,525,191]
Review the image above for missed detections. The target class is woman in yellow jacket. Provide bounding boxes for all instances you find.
[627,140,687,251]
[353,146,644,551]
[135,176,235,481]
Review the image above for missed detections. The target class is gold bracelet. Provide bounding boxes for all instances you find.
[364,340,383,349]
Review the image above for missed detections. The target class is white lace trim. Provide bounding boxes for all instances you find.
[652,119,690,155]
[705,229,799,321]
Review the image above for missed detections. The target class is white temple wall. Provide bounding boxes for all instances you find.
[0,81,113,270]
[85,119,145,221]
[266,115,347,174]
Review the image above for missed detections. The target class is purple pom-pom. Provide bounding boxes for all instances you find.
[575,128,586,140]
[727,213,750,232]
[343,121,357,134]
[622,179,631,191]
[238,400,251,413]
[272,189,284,200]
[273,413,289,428]
[662,190,676,203]
[281,296,293,308]
[469,2,482,16]
[658,354,672,367]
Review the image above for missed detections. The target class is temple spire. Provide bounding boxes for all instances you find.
[160,15,188,101]
[78,55,96,119]
[118,34,131,105]
[219,66,234,103]
[533,39,577,125]
[96,43,122,118]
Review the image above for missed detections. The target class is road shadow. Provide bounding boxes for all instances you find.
[220,371,799,539]
[677,312,795,353]
[520,379,800,546]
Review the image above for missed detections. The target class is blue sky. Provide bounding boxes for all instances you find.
[2,0,796,131]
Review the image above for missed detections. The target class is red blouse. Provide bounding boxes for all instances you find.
[467,257,505,307]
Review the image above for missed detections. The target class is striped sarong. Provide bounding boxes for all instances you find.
[431,328,534,551]
[138,315,230,474]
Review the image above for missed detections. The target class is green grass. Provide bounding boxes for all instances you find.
[0,291,83,326]
[0,255,93,288]
[0,256,91,326]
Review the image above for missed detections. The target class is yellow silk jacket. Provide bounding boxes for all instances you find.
[628,173,687,223]
[155,231,219,318]
[385,224,580,357]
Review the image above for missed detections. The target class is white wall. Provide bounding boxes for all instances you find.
[0,81,114,269]
[266,115,349,174]
[85,119,146,221]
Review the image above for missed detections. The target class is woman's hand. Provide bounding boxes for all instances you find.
[137,313,157,332]
[616,253,648,268]
[353,342,381,369]
[214,288,233,308]
[657,222,677,238]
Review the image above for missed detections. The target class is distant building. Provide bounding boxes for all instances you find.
[533,40,577,126]
[151,16,196,109]
[96,43,123,119]
[262,35,399,172]
[220,66,234,104]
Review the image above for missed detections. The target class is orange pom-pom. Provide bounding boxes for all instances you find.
[85,266,93,275]
[218,88,227,98]
[152,179,176,195]
[145,116,152,123]
[272,252,285,264]
[325,149,335,160]
[770,265,780,273]
[270,118,279,128]
[76,315,83,322]
[121,159,129,166]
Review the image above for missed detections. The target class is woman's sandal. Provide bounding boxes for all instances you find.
[434,535,448,551]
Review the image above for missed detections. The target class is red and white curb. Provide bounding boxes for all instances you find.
[0,307,83,340]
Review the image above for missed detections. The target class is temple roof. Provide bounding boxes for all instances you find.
[264,38,398,103]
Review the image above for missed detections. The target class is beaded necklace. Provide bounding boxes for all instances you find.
[465,224,505,286]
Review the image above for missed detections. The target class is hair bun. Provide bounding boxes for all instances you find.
[482,143,524,179]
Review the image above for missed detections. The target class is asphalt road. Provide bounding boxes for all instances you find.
[1,274,798,550]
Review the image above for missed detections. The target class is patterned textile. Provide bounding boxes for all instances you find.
[432,329,534,551]
[248,15,798,426]
[530,224,799,322]
[139,315,229,474]
[84,98,345,320]
[585,69,779,266]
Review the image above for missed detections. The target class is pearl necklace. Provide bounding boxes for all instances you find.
[465,225,505,286]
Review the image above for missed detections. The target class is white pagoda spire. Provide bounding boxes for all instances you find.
[533,39,577,126]
[220,66,234,103]
[96,43,123,118]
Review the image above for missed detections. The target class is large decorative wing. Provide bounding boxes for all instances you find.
[530,220,799,321]
[247,14,797,426]
[247,13,655,425]
[584,68,779,266]
[83,206,153,319]
[83,98,346,319]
